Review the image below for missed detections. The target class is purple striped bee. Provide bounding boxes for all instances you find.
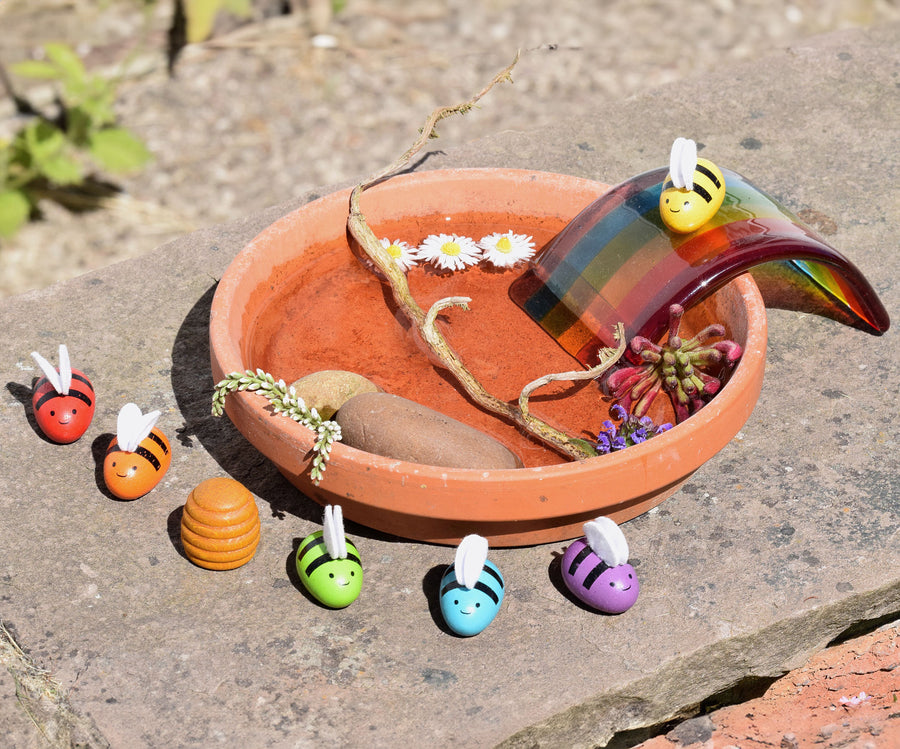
[561,517,639,614]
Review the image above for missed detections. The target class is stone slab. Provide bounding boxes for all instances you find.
[0,23,898,748]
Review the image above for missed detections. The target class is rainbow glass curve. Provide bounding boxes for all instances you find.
[509,167,889,366]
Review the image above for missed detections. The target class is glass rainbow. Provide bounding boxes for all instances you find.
[510,167,889,366]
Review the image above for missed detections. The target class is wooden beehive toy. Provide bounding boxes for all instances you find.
[181,477,260,570]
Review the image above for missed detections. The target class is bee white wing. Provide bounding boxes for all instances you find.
[669,137,697,191]
[322,504,348,559]
[454,534,488,590]
[116,403,161,453]
[57,344,72,394]
[584,516,629,567]
[30,349,64,395]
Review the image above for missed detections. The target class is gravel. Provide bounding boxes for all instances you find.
[1,0,898,296]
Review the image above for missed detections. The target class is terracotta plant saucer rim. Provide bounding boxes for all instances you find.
[209,168,767,544]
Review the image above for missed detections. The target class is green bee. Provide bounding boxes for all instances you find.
[296,505,362,608]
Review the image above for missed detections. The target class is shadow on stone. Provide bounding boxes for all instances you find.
[603,674,781,749]
[169,282,322,524]
[5,380,57,444]
[169,281,426,544]
[166,505,190,562]
[90,431,119,500]
[422,563,458,637]
[827,609,900,647]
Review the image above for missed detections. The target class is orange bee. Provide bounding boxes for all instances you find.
[104,403,171,500]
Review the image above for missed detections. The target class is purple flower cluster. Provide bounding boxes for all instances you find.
[595,404,672,454]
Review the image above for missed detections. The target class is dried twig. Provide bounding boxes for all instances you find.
[346,53,627,462]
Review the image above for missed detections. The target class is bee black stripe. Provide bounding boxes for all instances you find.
[136,445,161,471]
[35,387,92,410]
[694,163,721,189]
[68,388,93,407]
[481,563,504,589]
[582,559,612,590]
[692,183,713,203]
[475,580,500,605]
[71,373,94,391]
[440,579,500,606]
[304,550,360,578]
[298,535,326,562]
[568,544,594,576]
[147,430,169,455]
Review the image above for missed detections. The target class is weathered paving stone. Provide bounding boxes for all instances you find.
[335,392,523,469]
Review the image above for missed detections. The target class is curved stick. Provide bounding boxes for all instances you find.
[346,54,621,462]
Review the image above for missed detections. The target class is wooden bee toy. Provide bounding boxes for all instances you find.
[439,534,504,637]
[659,137,726,234]
[30,345,95,443]
[561,517,639,614]
[103,403,171,500]
[296,505,363,608]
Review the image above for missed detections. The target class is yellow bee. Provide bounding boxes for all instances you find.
[659,137,726,233]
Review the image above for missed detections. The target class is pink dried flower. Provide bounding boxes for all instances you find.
[605,304,742,423]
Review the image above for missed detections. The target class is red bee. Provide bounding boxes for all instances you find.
[103,403,171,500]
[31,345,95,444]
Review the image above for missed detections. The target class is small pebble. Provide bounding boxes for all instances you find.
[289,370,381,420]
[335,392,522,469]
[819,723,839,738]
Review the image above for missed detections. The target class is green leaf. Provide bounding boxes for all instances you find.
[222,0,252,15]
[77,88,117,129]
[38,153,83,185]
[24,121,67,161]
[65,107,94,146]
[184,0,220,43]
[0,190,31,238]
[9,60,62,80]
[88,128,151,173]
[43,42,86,84]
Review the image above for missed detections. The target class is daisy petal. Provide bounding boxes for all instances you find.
[478,231,536,268]
[380,237,418,272]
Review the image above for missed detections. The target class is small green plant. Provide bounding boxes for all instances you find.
[212,369,342,484]
[183,0,252,43]
[0,42,151,238]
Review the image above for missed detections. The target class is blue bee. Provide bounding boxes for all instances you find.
[296,505,362,608]
[439,534,504,636]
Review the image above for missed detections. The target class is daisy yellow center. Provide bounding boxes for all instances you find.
[440,241,461,257]
[495,236,513,253]
[387,244,403,259]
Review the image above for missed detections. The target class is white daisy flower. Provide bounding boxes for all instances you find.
[478,231,536,268]
[380,237,418,272]
[417,233,481,272]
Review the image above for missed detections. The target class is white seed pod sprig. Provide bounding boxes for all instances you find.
[211,369,342,484]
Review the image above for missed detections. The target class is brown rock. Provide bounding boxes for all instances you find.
[288,370,381,420]
[335,392,522,470]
